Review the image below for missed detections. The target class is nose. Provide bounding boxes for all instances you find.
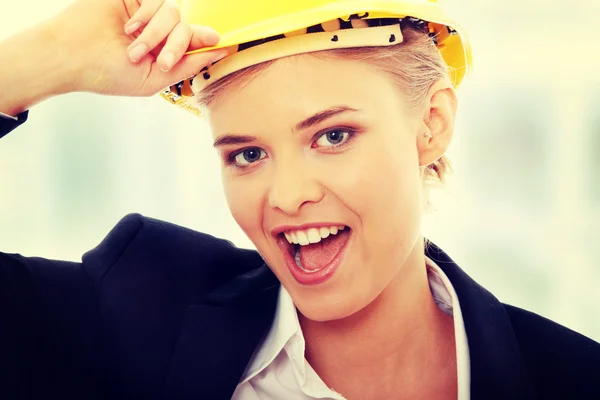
[267,160,324,215]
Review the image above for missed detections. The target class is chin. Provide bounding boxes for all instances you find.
[292,287,376,322]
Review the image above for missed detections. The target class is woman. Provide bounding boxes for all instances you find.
[1,0,598,399]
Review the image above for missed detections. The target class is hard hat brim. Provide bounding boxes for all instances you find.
[161,0,473,116]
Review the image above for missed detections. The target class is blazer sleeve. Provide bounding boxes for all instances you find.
[0,213,150,399]
[0,250,109,398]
[0,231,138,400]
[0,110,29,139]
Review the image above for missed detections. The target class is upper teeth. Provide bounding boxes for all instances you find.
[284,226,346,246]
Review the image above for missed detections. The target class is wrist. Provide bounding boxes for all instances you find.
[44,0,122,96]
[0,20,80,115]
[36,18,83,96]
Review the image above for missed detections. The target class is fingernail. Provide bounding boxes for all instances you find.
[159,52,175,72]
[128,43,148,62]
[125,21,142,35]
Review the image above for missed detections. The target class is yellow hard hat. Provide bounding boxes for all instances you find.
[160,0,472,116]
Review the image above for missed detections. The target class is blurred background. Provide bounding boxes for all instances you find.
[1,0,599,341]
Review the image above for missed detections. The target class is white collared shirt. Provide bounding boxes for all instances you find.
[232,257,471,399]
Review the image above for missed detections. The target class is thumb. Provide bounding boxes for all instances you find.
[148,49,228,95]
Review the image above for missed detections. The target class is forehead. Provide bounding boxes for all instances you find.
[207,55,406,136]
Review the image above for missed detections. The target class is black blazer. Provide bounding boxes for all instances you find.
[1,116,600,400]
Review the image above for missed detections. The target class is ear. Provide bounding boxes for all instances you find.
[417,79,457,166]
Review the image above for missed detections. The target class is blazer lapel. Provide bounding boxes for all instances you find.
[164,243,536,399]
[426,243,536,399]
[163,264,280,400]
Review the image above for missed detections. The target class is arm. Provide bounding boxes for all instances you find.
[0,18,78,137]
[0,252,106,398]
[0,0,227,137]
[0,21,75,118]
[0,0,226,395]
[0,213,146,398]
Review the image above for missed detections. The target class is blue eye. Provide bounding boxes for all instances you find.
[232,147,266,167]
[314,129,351,147]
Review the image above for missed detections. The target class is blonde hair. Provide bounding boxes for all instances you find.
[197,27,451,183]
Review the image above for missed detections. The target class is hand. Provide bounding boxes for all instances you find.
[47,0,227,96]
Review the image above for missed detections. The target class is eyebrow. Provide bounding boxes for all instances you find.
[294,105,359,132]
[212,105,359,148]
[213,134,256,148]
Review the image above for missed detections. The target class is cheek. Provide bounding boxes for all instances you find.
[334,133,422,214]
[332,132,423,256]
[222,174,264,239]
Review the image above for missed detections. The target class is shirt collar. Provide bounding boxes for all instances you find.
[427,257,472,400]
[238,281,301,384]
[239,256,471,399]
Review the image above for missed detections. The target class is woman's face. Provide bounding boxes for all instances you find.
[208,55,427,321]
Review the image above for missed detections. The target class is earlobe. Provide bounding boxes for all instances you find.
[417,79,457,167]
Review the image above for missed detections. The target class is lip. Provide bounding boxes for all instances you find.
[276,229,352,286]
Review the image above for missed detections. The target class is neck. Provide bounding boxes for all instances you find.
[298,240,457,400]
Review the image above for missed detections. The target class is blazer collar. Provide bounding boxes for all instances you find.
[163,264,280,400]
[425,243,536,399]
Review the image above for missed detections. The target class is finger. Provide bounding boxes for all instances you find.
[149,24,220,64]
[124,0,162,35]
[156,21,192,71]
[189,25,221,49]
[145,49,228,95]
[127,1,180,62]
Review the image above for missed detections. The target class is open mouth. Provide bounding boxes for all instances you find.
[276,226,352,285]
